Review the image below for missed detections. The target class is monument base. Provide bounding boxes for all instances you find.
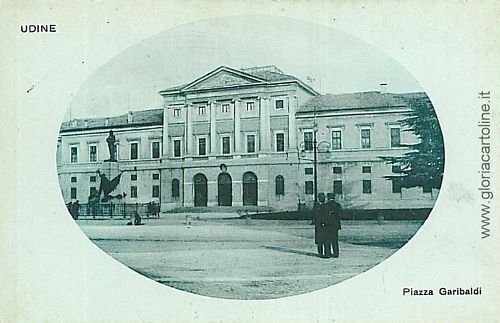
[101,161,120,179]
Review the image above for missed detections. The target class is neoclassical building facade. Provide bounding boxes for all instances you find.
[57,65,439,212]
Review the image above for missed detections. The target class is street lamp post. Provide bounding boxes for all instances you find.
[299,123,330,210]
[313,123,318,207]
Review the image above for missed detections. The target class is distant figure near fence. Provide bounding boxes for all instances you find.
[147,201,160,218]
[69,200,80,220]
[127,212,144,226]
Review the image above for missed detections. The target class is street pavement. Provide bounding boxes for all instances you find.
[78,214,422,299]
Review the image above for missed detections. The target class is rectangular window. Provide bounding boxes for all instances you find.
[246,101,255,111]
[71,176,77,183]
[198,105,206,115]
[89,145,97,162]
[361,129,371,149]
[130,186,137,198]
[246,134,255,153]
[363,180,372,194]
[222,136,231,154]
[173,140,181,157]
[392,178,402,193]
[276,133,285,152]
[152,185,160,198]
[275,99,284,109]
[362,166,372,173]
[391,127,401,147]
[172,179,180,198]
[332,130,342,150]
[333,167,342,174]
[70,146,78,163]
[304,132,313,151]
[305,167,313,175]
[305,181,314,195]
[152,173,160,180]
[90,187,98,197]
[90,176,96,183]
[198,137,206,156]
[333,180,343,195]
[131,174,137,181]
[151,141,160,159]
[130,142,138,160]
[173,108,181,117]
[70,187,77,199]
[221,104,230,113]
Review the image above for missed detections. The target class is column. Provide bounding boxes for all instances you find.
[259,97,271,152]
[186,103,193,156]
[209,101,217,155]
[162,104,169,157]
[288,95,298,152]
[234,99,241,155]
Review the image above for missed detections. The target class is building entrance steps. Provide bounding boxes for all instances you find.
[168,205,274,216]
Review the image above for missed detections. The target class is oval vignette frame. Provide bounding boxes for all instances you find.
[56,15,444,300]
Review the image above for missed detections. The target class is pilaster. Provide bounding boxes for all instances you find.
[260,97,271,152]
[186,103,193,157]
[209,101,217,155]
[234,99,242,155]
[288,95,298,152]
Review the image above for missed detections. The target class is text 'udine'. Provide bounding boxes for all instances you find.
[21,24,57,33]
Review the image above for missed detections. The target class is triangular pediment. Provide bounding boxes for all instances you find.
[184,67,266,91]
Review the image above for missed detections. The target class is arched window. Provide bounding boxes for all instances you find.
[275,175,285,195]
[172,179,180,198]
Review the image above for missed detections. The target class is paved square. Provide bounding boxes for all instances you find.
[79,216,423,299]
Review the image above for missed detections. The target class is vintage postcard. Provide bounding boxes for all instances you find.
[1,1,498,322]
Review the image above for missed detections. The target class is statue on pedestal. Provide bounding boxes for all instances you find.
[105,130,117,162]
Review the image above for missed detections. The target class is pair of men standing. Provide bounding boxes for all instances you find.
[314,193,342,258]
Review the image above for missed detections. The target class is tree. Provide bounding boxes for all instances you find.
[383,95,444,190]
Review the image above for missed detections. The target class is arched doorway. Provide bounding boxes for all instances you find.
[193,173,208,207]
[218,173,232,206]
[242,171,258,206]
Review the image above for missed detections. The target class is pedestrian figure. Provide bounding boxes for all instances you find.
[134,212,143,225]
[326,196,342,258]
[66,201,73,218]
[127,212,144,225]
[313,193,330,258]
[71,200,80,220]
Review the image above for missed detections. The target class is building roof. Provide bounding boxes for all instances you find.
[60,108,163,133]
[159,65,317,95]
[240,65,299,82]
[299,91,429,113]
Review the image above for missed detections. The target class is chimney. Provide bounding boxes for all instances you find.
[127,111,133,123]
[380,82,388,94]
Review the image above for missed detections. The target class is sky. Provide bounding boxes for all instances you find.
[67,16,423,120]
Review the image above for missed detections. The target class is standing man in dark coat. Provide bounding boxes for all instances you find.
[326,196,342,258]
[313,193,329,258]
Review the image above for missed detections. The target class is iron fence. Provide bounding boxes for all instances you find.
[73,202,160,219]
